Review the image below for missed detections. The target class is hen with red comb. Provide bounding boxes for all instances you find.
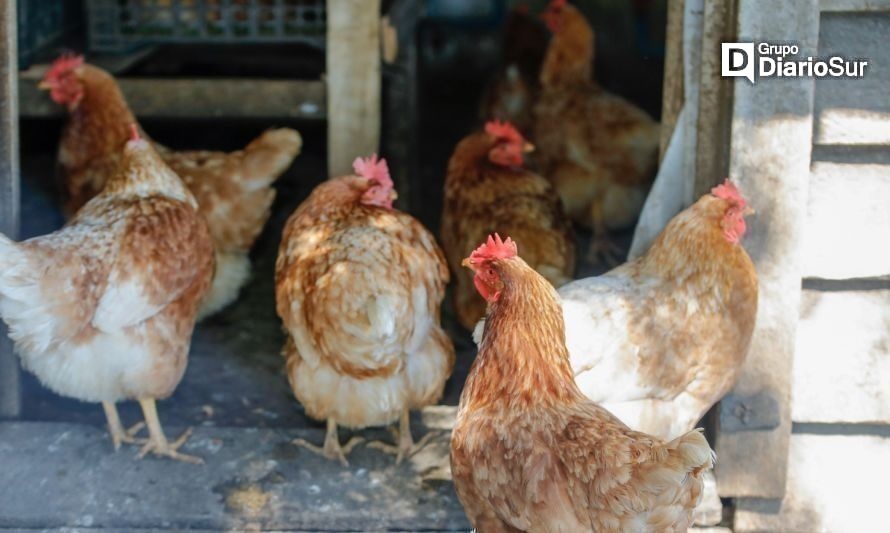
[43,56,302,321]
[276,155,453,466]
[442,120,574,328]
[534,0,660,265]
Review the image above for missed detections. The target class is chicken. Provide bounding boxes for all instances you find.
[452,234,714,531]
[479,5,550,135]
[441,120,575,330]
[0,127,214,463]
[275,155,454,466]
[556,180,759,439]
[39,54,302,318]
[533,0,660,264]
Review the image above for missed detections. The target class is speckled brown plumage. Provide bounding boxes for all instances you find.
[441,130,575,330]
[51,62,301,317]
[0,135,213,405]
[275,175,454,434]
[451,251,713,532]
[533,1,659,233]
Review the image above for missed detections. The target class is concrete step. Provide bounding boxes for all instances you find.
[0,420,468,531]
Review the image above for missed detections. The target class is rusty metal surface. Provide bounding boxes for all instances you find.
[0,0,21,419]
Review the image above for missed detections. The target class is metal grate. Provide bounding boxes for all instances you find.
[86,0,326,53]
[18,0,80,67]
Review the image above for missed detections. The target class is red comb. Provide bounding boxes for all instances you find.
[352,154,392,188]
[485,120,524,144]
[45,53,84,82]
[542,0,567,32]
[711,178,747,207]
[469,233,518,263]
[129,124,140,141]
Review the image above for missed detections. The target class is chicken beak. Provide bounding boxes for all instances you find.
[522,142,535,153]
[389,189,398,202]
[461,257,475,270]
[37,80,52,90]
[744,205,756,216]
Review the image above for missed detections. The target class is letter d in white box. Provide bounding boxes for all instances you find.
[722,42,755,83]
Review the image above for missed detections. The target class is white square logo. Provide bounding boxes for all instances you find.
[722,42,755,83]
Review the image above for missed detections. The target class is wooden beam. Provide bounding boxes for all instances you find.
[659,0,685,162]
[326,0,382,177]
[18,76,327,119]
[715,0,819,500]
[0,0,21,419]
[693,0,735,196]
[381,0,424,213]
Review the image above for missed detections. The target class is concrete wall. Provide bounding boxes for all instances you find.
[735,9,890,532]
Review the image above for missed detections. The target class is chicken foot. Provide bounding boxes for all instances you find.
[292,418,364,467]
[586,202,623,266]
[367,409,436,465]
[135,398,203,464]
[102,401,146,450]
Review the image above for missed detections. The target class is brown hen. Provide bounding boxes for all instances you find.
[452,234,713,532]
[275,155,454,466]
[40,54,302,318]
[441,120,574,330]
[0,128,213,463]
[534,0,660,264]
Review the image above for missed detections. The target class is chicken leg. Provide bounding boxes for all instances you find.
[367,409,437,464]
[102,401,146,450]
[292,418,364,467]
[136,398,203,464]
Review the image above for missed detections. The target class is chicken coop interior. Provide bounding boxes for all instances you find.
[1,0,888,532]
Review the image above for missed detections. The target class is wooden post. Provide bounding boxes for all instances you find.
[0,0,21,418]
[326,0,382,177]
[381,0,423,213]
[715,0,819,499]
[659,0,685,162]
[693,0,735,195]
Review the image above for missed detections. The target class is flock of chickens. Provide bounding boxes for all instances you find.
[0,1,761,530]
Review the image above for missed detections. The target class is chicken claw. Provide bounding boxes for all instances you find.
[102,401,147,450]
[292,418,364,467]
[367,409,437,464]
[135,398,203,464]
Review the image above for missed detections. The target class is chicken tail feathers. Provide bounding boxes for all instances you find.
[671,428,716,474]
[239,128,302,189]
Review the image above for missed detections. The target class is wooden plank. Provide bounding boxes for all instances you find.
[326,0,381,177]
[735,432,890,532]
[19,76,326,119]
[693,0,735,196]
[803,158,890,279]
[813,12,890,146]
[715,0,819,499]
[793,288,890,423]
[0,0,20,419]
[659,0,685,162]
